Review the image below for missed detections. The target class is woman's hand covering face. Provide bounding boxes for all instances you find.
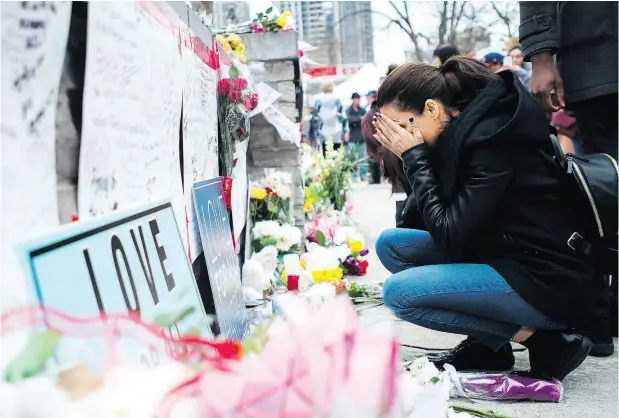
[372,113,425,158]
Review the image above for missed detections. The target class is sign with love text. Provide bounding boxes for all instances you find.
[20,201,211,370]
[193,178,249,341]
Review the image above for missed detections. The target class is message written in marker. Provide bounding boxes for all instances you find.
[193,178,249,341]
[21,201,210,371]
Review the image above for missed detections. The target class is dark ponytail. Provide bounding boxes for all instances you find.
[377,56,500,115]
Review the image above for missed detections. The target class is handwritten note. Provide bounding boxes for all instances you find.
[231,140,249,247]
[78,2,187,252]
[181,46,219,261]
[0,1,71,368]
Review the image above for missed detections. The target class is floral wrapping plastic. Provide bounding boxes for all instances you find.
[444,365,564,403]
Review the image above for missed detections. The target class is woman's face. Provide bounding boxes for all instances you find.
[380,101,449,146]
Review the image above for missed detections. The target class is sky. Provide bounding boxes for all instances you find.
[247,0,517,74]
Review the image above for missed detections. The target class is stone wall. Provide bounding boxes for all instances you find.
[240,32,305,229]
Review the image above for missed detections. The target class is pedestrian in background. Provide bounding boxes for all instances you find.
[432,43,460,66]
[483,52,506,73]
[507,44,531,88]
[346,93,368,181]
[313,82,347,157]
[520,0,618,357]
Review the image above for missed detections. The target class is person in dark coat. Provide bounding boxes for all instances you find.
[519,1,618,357]
[519,1,618,158]
[372,57,600,381]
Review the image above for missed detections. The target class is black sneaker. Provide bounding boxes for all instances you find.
[522,330,592,381]
[428,338,515,371]
[590,335,615,357]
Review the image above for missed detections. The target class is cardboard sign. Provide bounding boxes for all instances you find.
[20,201,211,369]
[193,178,249,341]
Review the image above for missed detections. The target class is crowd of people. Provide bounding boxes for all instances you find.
[306,1,617,382]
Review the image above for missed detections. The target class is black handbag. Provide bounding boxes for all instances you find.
[549,134,618,273]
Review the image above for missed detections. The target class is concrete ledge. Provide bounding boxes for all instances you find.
[239,32,299,62]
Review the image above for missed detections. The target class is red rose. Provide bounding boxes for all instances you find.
[265,187,273,195]
[231,78,248,91]
[358,260,369,276]
[228,89,243,103]
[218,78,232,96]
[242,98,253,111]
[249,93,259,110]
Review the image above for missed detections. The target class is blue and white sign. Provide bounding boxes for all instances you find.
[193,177,249,341]
[20,201,210,369]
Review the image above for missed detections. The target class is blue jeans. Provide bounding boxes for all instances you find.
[376,229,564,350]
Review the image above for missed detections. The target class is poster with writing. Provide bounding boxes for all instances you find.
[78,2,187,252]
[20,201,211,373]
[231,140,249,247]
[193,178,249,341]
[0,1,71,369]
[182,46,219,261]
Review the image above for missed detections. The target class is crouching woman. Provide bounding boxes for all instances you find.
[372,57,601,381]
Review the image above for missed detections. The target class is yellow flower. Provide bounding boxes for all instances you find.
[227,33,242,49]
[251,187,267,200]
[348,240,364,253]
[239,54,246,63]
[304,199,314,212]
[276,11,291,27]
[235,43,246,53]
[300,259,306,269]
[221,40,231,51]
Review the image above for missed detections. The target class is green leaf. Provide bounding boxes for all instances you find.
[258,12,264,19]
[153,305,197,328]
[429,376,440,384]
[266,6,273,14]
[260,237,278,247]
[315,230,326,246]
[229,65,240,78]
[267,200,277,213]
[4,330,62,382]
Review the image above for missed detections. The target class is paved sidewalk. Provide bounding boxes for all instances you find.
[348,182,618,418]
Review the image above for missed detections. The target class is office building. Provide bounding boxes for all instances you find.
[277,1,374,66]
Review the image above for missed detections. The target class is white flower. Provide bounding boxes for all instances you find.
[303,282,336,309]
[263,171,293,199]
[303,246,340,271]
[275,224,301,252]
[253,220,281,239]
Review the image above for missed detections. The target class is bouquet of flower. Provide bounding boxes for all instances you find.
[217,69,258,175]
[215,33,246,63]
[249,172,293,223]
[305,144,356,212]
[251,7,295,33]
[252,220,302,254]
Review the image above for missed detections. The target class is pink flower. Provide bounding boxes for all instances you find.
[252,21,265,33]
[228,89,243,103]
[345,196,354,213]
[231,78,248,91]
[218,78,232,96]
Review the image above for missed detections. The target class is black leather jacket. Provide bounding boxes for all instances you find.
[401,71,599,334]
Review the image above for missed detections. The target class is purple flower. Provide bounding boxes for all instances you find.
[359,249,369,257]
